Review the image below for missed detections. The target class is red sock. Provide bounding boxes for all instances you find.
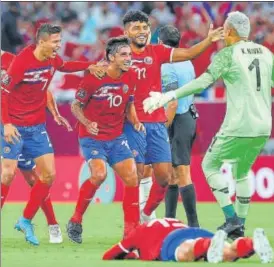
[71,179,98,224]
[193,238,211,260]
[123,186,139,238]
[1,183,10,208]
[143,180,166,216]
[236,237,254,258]
[41,195,58,225]
[23,180,51,220]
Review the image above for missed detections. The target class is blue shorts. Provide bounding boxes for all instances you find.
[17,154,36,171]
[1,124,54,161]
[79,134,133,166]
[160,228,214,261]
[124,122,171,164]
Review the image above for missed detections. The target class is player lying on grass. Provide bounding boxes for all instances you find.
[103,218,273,263]
[143,11,274,240]
[1,24,105,246]
[67,36,144,244]
[1,50,72,243]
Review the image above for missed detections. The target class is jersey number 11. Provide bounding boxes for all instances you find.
[248,58,261,91]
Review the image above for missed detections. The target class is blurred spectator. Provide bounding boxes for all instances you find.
[1,2,23,53]
[150,2,175,25]
[1,1,273,102]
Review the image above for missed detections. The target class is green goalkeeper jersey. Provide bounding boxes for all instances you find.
[207,40,273,137]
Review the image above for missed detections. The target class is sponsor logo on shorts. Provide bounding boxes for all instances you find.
[77,89,87,99]
[3,147,11,153]
[144,56,153,65]
[91,150,99,155]
[123,84,129,93]
[132,150,139,157]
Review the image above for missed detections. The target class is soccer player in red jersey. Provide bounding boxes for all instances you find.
[0,24,103,246]
[121,11,224,222]
[67,36,144,244]
[103,218,273,264]
[1,50,72,243]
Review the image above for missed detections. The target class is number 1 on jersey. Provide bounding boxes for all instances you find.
[248,58,261,91]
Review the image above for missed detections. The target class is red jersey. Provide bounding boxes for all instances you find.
[131,44,173,123]
[75,70,136,140]
[1,45,92,126]
[103,218,187,261]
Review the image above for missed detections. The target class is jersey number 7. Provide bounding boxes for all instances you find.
[248,58,261,91]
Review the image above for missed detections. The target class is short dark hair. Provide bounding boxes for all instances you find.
[122,10,149,26]
[158,25,181,48]
[106,36,131,61]
[36,24,62,42]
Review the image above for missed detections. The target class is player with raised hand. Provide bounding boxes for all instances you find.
[103,218,273,264]
[143,11,274,239]
[0,24,103,246]
[67,36,143,244]
[122,10,224,222]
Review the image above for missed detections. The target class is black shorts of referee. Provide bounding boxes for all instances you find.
[168,104,198,167]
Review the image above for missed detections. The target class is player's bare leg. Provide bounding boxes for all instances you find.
[67,159,106,244]
[15,153,55,246]
[20,168,62,244]
[112,158,139,237]
[139,165,156,223]
[142,162,171,221]
[1,158,17,208]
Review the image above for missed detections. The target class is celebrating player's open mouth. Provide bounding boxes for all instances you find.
[136,34,147,43]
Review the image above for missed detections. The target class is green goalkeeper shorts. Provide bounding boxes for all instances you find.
[202,135,269,181]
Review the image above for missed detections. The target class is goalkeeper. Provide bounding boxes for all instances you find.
[143,11,274,240]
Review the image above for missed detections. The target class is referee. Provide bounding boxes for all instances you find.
[159,25,199,227]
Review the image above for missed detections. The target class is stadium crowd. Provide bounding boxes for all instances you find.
[2,1,274,102]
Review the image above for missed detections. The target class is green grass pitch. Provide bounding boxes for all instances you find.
[2,203,274,267]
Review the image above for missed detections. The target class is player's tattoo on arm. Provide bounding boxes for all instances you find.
[71,99,90,126]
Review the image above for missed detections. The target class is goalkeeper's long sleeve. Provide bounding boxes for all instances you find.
[174,72,215,99]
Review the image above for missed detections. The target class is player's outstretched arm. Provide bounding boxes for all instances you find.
[47,91,72,131]
[57,60,106,79]
[143,48,232,114]
[171,24,224,62]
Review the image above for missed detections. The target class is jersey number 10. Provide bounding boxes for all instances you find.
[248,58,261,91]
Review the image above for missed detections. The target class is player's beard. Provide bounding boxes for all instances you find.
[132,38,147,49]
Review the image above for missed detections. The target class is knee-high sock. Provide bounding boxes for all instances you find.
[179,184,199,227]
[71,179,98,223]
[143,179,166,216]
[123,185,139,238]
[139,177,153,212]
[235,178,252,225]
[41,195,58,225]
[165,184,178,218]
[23,180,51,220]
[207,173,236,220]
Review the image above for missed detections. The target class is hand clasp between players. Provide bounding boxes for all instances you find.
[143,91,175,114]
[3,123,21,144]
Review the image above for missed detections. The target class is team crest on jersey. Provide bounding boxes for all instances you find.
[3,147,11,153]
[1,72,11,86]
[77,89,87,99]
[144,57,153,65]
[123,84,129,93]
